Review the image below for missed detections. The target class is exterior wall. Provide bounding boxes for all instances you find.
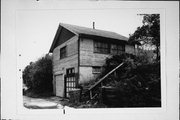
[79,38,110,84]
[52,36,79,97]
[79,38,110,66]
[79,67,94,84]
[52,35,135,95]
[54,27,75,48]
[79,38,135,84]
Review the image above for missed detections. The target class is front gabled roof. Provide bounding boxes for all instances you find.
[49,23,129,52]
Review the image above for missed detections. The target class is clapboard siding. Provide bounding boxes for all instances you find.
[79,38,110,84]
[79,38,135,84]
[80,38,110,67]
[53,36,79,75]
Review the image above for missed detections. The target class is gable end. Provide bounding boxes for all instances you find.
[49,25,76,52]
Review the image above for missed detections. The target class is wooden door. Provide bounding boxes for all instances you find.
[55,74,64,97]
[65,68,77,97]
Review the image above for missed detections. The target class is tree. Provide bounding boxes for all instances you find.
[22,54,53,94]
[129,14,160,61]
[22,62,34,89]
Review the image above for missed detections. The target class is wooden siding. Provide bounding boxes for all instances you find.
[79,38,135,84]
[53,36,79,74]
[79,66,101,84]
[54,27,75,48]
[79,38,110,67]
[52,35,135,91]
[79,67,93,84]
[79,38,110,84]
[52,36,79,96]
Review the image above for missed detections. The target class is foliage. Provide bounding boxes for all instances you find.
[23,62,34,89]
[22,54,53,94]
[101,53,150,77]
[101,54,161,107]
[129,14,160,61]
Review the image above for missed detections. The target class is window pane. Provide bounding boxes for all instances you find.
[110,44,125,55]
[111,44,117,49]
[60,46,66,59]
[94,41,110,54]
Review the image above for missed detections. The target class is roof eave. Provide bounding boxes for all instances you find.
[49,24,79,53]
[49,25,62,53]
[59,23,79,36]
[79,33,128,43]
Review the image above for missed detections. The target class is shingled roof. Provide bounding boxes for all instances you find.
[59,23,128,41]
[49,23,129,52]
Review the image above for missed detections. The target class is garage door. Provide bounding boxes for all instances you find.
[55,74,64,97]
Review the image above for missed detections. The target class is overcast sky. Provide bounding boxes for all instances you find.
[16,9,144,69]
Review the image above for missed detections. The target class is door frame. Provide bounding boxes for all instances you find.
[64,67,78,98]
[55,73,64,97]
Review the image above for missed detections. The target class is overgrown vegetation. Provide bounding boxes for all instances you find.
[70,53,161,108]
[23,54,53,97]
[100,53,161,107]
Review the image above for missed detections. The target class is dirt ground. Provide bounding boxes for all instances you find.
[23,96,69,109]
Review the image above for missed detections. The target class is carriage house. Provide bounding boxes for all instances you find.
[49,23,135,97]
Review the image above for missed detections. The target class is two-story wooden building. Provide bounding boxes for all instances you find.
[49,23,135,97]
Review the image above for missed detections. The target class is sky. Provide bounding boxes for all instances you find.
[16,9,144,70]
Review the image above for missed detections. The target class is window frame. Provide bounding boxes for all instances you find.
[94,40,125,55]
[111,44,125,55]
[66,67,75,75]
[60,46,67,59]
[94,40,110,54]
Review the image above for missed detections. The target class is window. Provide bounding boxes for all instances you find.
[94,41,110,54]
[111,44,125,55]
[60,46,66,59]
[92,66,101,73]
[66,68,75,75]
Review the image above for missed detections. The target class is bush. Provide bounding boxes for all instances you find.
[22,54,53,94]
[100,53,161,107]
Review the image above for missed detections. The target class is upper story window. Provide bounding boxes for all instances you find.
[94,41,110,54]
[94,40,125,55]
[111,44,125,55]
[60,46,67,59]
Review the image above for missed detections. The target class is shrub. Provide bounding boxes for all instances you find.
[22,54,53,94]
[100,53,161,107]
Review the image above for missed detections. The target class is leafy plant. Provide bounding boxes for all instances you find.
[129,14,160,61]
[101,53,161,107]
[22,54,53,94]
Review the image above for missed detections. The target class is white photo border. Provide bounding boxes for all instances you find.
[1,1,179,120]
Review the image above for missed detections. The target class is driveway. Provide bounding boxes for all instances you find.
[23,96,68,109]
